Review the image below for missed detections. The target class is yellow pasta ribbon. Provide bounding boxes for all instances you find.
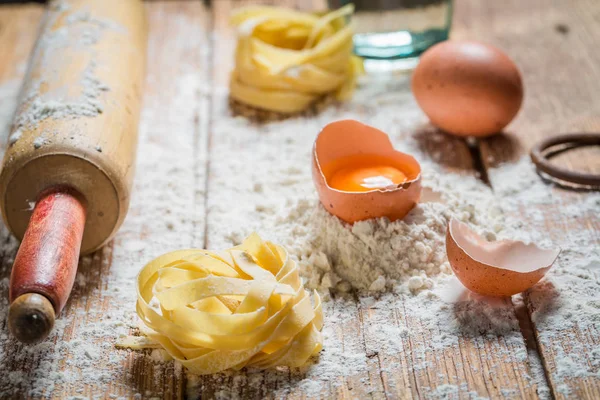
[229,4,363,113]
[118,233,324,375]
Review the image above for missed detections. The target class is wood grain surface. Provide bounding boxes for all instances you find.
[454,0,600,398]
[0,1,209,398]
[0,0,598,399]
[194,1,538,399]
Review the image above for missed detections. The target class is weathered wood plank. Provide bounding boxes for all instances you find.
[6,0,596,397]
[0,1,210,398]
[192,1,542,399]
[0,5,54,398]
[454,0,600,398]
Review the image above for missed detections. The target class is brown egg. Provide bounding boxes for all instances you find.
[446,219,560,297]
[312,120,421,223]
[412,40,524,137]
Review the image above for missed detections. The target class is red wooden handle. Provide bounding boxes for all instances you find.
[8,189,86,342]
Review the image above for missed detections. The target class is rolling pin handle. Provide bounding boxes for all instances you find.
[7,188,86,344]
[8,293,55,345]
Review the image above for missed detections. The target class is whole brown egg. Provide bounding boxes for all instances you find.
[412,40,524,137]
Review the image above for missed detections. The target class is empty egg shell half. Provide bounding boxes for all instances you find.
[446,218,560,297]
[312,119,422,223]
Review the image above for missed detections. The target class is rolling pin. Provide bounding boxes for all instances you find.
[0,0,147,344]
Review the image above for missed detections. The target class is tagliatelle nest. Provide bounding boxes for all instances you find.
[118,233,323,375]
[229,4,363,114]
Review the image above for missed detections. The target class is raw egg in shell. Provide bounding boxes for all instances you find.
[412,40,524,138]
[446,218,560,297]
[312,120,421,223]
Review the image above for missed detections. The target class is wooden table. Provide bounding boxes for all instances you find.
[0,0,599,398]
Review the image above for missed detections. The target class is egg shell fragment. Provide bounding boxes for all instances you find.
[412,40,524,138]
[446,218,560,297]
[312,119,421,223]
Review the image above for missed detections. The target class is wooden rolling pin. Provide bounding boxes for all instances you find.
[0,0,147,343]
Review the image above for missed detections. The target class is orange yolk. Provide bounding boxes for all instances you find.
[329,165,408,192]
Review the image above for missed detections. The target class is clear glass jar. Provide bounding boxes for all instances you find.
[328,0,453,61]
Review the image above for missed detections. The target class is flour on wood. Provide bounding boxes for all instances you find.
[0,5,196,396]
[0,43,597,399]
[9,0,119,149]
[198,74,562,397]
[0,80,22,150]
[491,159,600,395]
[210,77,516,295]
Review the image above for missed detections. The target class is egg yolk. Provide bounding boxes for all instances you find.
[329,165,408,192]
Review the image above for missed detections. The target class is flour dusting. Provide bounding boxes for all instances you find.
[208,78,514,295]
[196,74,563,397]
[8,1,120,149]
[0,1,194,397]
[0,10,598,399]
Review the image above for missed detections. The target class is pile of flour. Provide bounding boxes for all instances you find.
[263,188,502,294]
[212,79,514,295]
[198,74,597,397]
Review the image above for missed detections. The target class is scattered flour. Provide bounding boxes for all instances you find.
[196,69,599,397]
[208,78,515,295]
[32,136,47,149]
[0,1,180,398]
[8,1,118,150]
[0,79,23,153]
[0,8,597,400]
[196,74,565,397]
[7,128,22,147]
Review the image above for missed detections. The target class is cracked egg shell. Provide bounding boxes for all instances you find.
[446,218,560,297]
[312,120,421,223]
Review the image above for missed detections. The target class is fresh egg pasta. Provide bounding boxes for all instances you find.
[229,4,363,113]
[118,233,324,374]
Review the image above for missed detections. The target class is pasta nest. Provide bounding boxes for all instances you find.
[229,4,363,113]
[130,233,323,374]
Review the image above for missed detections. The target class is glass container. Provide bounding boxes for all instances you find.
[328,0,453,61]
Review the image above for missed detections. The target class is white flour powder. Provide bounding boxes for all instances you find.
[0,27,598,400]
[197,72,597,398]
[8,2,119,149]
[209,78,512,295]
